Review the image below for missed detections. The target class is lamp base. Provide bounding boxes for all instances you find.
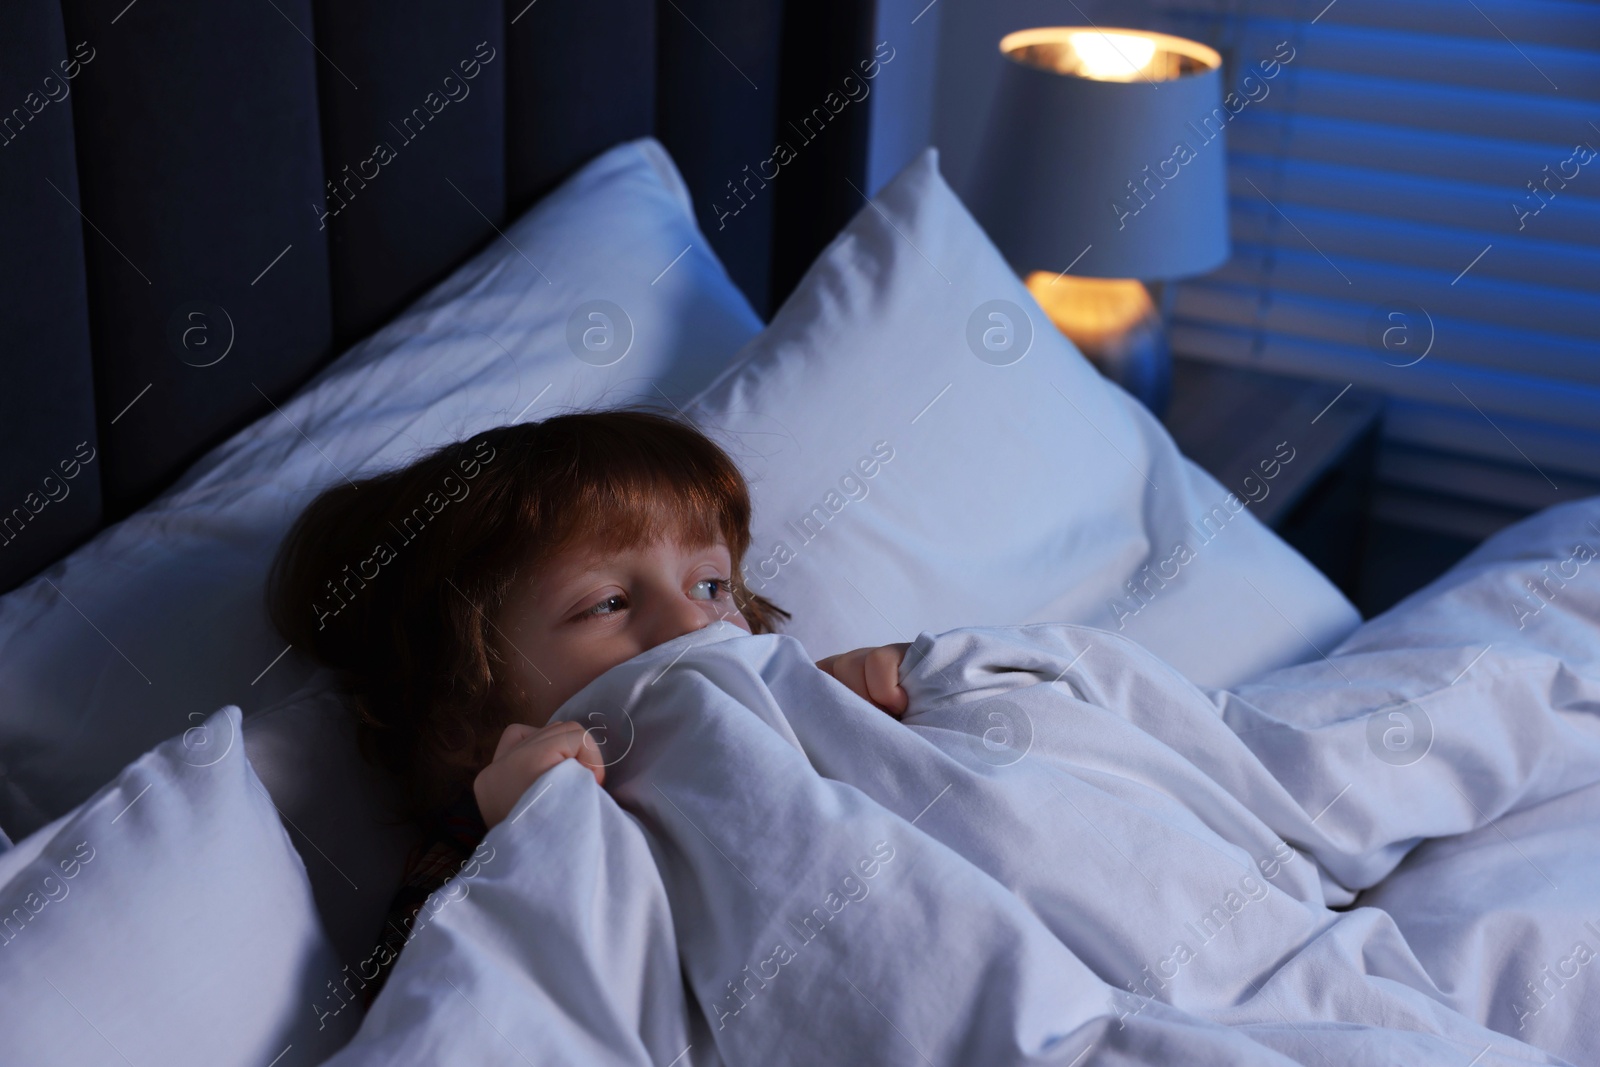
[1075,316,1171,418]
[1024,274,1171,417]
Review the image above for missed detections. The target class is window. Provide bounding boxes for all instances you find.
[1153,0,1600,538]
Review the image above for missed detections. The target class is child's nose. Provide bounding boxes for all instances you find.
[652,592,711,646]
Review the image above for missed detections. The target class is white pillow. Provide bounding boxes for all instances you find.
[0,705,359,1065]
[0,137,762,839]
[689,148,1359,687]
[242,671,419,969]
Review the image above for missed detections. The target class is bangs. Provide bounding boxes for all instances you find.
[508,410,750,571]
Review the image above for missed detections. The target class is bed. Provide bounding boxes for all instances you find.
[3,4,1599,1066]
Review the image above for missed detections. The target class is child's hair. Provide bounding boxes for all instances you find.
[267,407,787,822]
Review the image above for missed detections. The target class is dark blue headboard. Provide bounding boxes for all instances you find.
[0,0,875,593]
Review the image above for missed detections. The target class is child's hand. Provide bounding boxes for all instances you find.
[473,721,606,830]
[814,643,913,717]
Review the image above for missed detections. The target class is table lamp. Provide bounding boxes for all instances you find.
[967,27,1231,415]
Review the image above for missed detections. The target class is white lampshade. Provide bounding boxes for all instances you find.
[967,27,1231,281]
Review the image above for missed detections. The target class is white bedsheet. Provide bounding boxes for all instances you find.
[1326,497,1600,1062]
[323,490,1600,1067]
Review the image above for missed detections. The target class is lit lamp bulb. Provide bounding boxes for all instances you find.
[1063,32,1157,81]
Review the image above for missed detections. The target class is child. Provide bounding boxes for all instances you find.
[267,408,910,1007]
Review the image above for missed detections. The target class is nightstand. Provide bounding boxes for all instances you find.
[1161,357,1385,599]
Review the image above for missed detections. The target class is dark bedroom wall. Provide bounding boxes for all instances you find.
[862,0,943,195]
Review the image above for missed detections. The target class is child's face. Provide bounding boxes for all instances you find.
[491,536,750,727]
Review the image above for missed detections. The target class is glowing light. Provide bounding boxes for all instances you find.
[1000,27,1220,84]
[1067,31,1157,81]
[1025,273,1156,345]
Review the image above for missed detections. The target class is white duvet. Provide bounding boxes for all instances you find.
[325,499,1600,1066]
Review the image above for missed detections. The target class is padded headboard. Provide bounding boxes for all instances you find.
[0,0,875,594]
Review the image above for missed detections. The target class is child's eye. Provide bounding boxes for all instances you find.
[580,594,628,619]
[691,577,732,601]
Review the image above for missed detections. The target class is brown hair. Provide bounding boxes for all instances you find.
[267,407,787,822]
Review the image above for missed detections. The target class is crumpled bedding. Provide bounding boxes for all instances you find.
[324,499,1600,1067]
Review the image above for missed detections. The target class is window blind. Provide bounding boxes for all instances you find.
[1149,0,1600,539]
